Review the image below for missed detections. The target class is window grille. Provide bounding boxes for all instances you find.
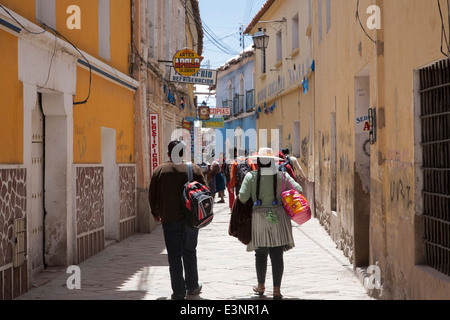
[419,59,450,276]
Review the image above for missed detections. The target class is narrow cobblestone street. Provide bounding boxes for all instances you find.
[17,193,373,301]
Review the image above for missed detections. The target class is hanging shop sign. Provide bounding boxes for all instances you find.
[210,108,231,116]
[182,120,191,130]
[198,106,210,120]
[202,117,225,128]
[169,67,217,86]
[149,113,160,174]
[173,48,201,77]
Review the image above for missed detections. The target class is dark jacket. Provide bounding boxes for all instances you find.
[149,161,207,224]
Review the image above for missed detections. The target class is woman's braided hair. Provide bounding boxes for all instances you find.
[256,158,278,205]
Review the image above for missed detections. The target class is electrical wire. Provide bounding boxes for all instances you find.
[356,0,376,44]
[40,23,93,105]
[38,33,58,89]
[0,4,92,104]
[437,0,450,57]
[0,4,46,34]
[179,0,239,56]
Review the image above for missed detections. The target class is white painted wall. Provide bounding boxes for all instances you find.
[102,127,120,241]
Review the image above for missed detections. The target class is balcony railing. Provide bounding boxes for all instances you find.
[246,89,255,112]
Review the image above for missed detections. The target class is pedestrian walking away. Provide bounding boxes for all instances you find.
[223,149,235,211]
[149,140,206,300]
[212,154,226,203]
[237,147,303,300]
[281,148,306,181]
[231,148,257,196]
[277,149,297,182]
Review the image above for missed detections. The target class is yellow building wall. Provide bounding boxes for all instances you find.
[55,0,130,75]
[55,0,99,62]
[0,1,130,75]
[253,0,314,176]
[73,67,135,164]
[311,0,450,299]
[372,0,449,299]
[0,0,35,22]
[0,29,23,164]
[109,0,131,75]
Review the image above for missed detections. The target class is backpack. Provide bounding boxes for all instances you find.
[278,156,292,173]
[236,158,251,186]
[181,162,214,229]
[278,161,289,172]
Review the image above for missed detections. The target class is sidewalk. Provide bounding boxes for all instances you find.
[17,198,374,301]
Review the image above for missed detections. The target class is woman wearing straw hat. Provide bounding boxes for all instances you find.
[238,147,303,300]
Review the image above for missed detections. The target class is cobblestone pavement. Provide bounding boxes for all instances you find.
[17,195,374,301]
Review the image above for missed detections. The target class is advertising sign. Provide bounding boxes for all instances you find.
[210,108,231,116]
[169,67,217,86]
[149,113,160,174]
[202,117,225,128]
[173,48,200,77]
[198,106,210,120]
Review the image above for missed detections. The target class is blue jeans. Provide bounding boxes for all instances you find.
[162,219,200,298]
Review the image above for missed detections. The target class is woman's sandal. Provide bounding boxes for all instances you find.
[253,285,265,296]
[273,288,283,300]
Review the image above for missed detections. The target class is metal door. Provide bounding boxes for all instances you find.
[30,97,44,271]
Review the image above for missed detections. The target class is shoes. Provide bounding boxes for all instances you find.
[171,293,186,300]
[273,287,283,300]
[253,285,265,296]
[217,199,225,203]
[187,284,202,296]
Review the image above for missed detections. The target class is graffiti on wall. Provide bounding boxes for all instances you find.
[389,178,413,209]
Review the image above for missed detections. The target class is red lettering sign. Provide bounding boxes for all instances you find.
[149,114,160,174]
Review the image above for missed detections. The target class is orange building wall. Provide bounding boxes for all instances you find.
[73,67,135,164]
[0,0,35,22]
[0,29,23,164]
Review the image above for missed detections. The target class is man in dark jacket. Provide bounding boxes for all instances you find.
[149,140,206,300]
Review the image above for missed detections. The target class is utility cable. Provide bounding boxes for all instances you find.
[0,4,92,105]
[356,0,376,44]
[0,4,46,34]
[437,0,450,57]
[40,23,92,105]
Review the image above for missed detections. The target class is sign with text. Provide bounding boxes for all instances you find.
[173,48,200,77]
[149,113,160,174]
[198,106,210,120]
[210,108,231,116]
[202,117,225,128]
[169,67,217,86]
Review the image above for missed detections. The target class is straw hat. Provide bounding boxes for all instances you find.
[249,147,284,161]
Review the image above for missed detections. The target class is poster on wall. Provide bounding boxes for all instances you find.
[149,113,160,174]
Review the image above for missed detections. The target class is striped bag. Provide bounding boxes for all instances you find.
[281,173,311,225]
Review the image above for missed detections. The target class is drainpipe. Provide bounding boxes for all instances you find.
[373,0,387,270]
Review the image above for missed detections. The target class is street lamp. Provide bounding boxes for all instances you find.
[252,27,269,50]
[252,27,269,73]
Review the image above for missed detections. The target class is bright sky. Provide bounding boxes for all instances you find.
[196,0,267,106]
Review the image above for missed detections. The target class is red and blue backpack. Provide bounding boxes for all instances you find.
[181,162,214,229]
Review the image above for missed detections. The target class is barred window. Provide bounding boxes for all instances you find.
[419,59,450,277]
